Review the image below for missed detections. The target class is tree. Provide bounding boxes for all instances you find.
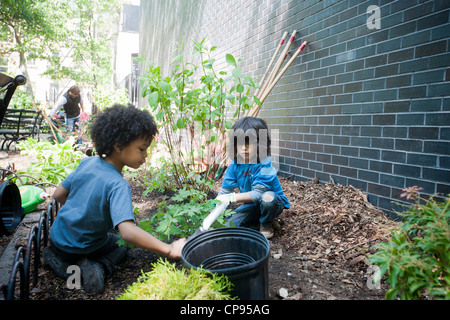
[1,0,126,103]
[43,0,123,91]
[0,0,69,96]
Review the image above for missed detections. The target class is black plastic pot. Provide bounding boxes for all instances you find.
[0,179,22,236]
[181,227,270,300]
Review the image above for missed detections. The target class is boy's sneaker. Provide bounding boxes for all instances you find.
[79,258,105,294]
[260,224,274,239]
[42,246,71,280]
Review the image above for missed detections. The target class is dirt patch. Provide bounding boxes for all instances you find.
[1,152,398,300]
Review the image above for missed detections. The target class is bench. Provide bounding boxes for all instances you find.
[0,109,43,150]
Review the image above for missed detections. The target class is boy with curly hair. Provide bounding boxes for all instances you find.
[43,104,186,294]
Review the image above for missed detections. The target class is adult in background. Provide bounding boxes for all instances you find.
[50,85,84,144]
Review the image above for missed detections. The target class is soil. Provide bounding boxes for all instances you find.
[1,151,399,301]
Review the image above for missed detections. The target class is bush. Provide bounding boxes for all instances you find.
[15,137,85,185]
[369,186,450,300]
[116,258,236,300]
[139,186,231,242]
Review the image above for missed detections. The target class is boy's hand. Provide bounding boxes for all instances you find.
[216,193,236,205]
[168,238,186,259]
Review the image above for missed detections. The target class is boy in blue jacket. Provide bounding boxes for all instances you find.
[216,117,289,239]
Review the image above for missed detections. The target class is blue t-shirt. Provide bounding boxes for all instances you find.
[221,157,290,209]
[50,157,135,254]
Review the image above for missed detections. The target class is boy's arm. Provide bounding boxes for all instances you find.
[117,220,186,259]
[217,184,268,204]
[53,184,69,205]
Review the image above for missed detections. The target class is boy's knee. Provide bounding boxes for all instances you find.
[261,192,275,203]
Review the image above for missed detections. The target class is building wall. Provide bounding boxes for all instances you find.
[140,0,450,217]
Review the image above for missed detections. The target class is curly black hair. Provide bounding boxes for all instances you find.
[90,104,158,157]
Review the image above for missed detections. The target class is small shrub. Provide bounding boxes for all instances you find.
[369,186,450,300]
[116,258,236,300]
[141,186,231,241]
[14,137,85,185]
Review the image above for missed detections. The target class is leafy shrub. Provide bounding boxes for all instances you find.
[139,38,260,193]
[9,89,36,110]
[141,158,178,193]
[369,186,450,300]
[15,137,85,185]
[116,258,236,300]
[139,186,232,242]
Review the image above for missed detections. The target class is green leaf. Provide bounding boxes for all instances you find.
[409,281,427,295]
[133,56,146,63]
[159,80,171,92]
[236,84,244,93]
[226,53,236,67]
[253,96,262,106]
[232,67,241,78]
[147,91,159,106]
[385,288,399,300]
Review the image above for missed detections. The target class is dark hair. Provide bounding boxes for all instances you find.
[68,85,80,95]
[90,104,158,157]
[229,116,271,163]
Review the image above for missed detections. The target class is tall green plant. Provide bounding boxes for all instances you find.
[139,38,260,193]
[369,187,450,300]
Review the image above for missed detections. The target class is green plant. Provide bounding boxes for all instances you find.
[91,86,129,111]
[118,185,231,248]
[143,186,232,241]
[15,137,85,185]
[138,38,260,193]
[141,158,178,194]
[116,258,236,300]
[9,89,36,110]
[369,186,450,300]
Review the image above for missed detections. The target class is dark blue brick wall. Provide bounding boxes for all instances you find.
[140,0,450,217]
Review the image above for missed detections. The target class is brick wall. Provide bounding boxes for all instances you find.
[140,0,450,217]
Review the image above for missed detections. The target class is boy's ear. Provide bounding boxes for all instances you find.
[113,143,122,153]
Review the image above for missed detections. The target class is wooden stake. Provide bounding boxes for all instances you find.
[253,32,288,101]
[247,31,297,117]
[249,41,308,117]
[258,30,297,100]
[32,102,62,142]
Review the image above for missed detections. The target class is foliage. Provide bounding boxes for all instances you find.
[116,258,236,300]
[369,186,450,300]
[8,89,37,110]
[0,0,70,95]
[141,159,178,193]
[91,86,129,111]
[139,38,260,193]
[43,0,123,89]
[1,0,126,100]
[137,186,232,242]
[14,137,85,185]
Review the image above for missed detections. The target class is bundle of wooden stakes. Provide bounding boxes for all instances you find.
[245,30,307,117]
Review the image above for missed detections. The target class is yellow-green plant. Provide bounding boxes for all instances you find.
[369,186,450,300]
[116,258,236,300]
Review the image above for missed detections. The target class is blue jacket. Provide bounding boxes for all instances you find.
[219,157,290,209]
